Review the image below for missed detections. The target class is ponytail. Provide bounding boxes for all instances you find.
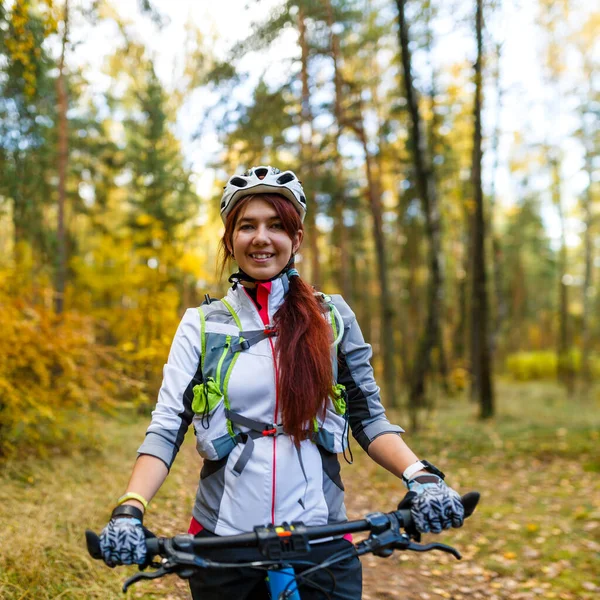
[274,274,333,442]
[219,194,333,442]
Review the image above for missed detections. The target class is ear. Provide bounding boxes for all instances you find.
[225,237,234,257]
[292,229,304,254]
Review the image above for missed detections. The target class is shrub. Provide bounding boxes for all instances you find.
[0,293,143,458]
[505,350,600,381]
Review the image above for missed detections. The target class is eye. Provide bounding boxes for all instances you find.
[238,223,254,231]
[270,222,283,230]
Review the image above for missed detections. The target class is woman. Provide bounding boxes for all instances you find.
[98,166,464,599]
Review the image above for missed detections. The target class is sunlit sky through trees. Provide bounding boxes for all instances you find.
[42,0,597,245]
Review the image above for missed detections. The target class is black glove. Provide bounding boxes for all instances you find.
[403,474,464,534]
[98,515,147,567]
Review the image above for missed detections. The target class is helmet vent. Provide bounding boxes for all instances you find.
[230,177,248,187]
[254,167,269,179]
[276,172,296,184]
[299,195,307,205]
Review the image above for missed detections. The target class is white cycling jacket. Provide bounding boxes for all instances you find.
[138,276,403,536]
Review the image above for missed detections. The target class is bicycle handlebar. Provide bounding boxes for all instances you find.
[86,491,479,563]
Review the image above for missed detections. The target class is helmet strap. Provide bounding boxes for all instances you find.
[228,256,297,290]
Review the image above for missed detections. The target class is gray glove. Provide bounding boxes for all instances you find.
[99,517,147,567]
[407,475,464,534]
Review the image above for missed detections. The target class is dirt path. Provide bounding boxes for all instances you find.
[154,427,597,600]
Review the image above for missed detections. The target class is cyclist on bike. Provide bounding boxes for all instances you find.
[98,166,465,599]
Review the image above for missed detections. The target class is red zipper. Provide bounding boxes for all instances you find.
[268,335,279,525]
[243,284,278,524]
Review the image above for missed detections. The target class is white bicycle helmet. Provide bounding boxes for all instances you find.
[220,166,307,224]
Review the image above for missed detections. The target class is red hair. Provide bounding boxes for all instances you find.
[219,194,333,442]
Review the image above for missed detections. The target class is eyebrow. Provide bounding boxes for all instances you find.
[237,216,281,224]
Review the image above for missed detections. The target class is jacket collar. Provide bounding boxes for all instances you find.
[224,276,287,328]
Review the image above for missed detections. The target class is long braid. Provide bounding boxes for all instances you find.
[274,273,332,442]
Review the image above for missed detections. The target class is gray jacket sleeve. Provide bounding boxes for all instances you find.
[331,295,404,452]
[137,308,201,469]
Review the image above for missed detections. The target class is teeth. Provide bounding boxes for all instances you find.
[251,254,273,259]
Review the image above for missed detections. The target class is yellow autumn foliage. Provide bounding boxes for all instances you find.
[5,0,56,99]
[0,290,144,458]
[505,350,600,381]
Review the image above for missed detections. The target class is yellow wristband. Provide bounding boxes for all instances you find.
[117,492,148,510]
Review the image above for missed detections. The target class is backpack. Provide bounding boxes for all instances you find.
[190,293,350,475]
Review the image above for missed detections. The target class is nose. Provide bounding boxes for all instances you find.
[252,223,270,245]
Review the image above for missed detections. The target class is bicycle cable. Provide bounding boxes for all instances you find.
[294,545,358,582]
[282,565,336,600]
[195,558,318,572]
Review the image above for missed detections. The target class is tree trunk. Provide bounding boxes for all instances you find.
[353,221,373,345]
[578,50,597,389]
[551,156,573,392]
[395,0,445,420]
[489,43,507,360]
[471,0,494,419]
[55,0,70,315]
[423,1,449,392]
[297,7,321,288]
[12,157,27,271]
[355,117,397,405]
[581,148,593,385]
[369,42,410,395]
[469,208,480,402]
[454,183,472,367]
[325,0,352,301]
[454,264,468,363]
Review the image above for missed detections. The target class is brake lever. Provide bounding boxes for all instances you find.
[161,538,211,569]
[123,537,212,592]
[123,565,171,592]
[356,516,411,559]
[405,541,461,560]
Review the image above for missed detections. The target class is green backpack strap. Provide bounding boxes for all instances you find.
[191,301,244,439]
[196,306,207,373]
[218,298,245,437]
[321,295,346,413]
[330,304,338,344]
[221,298,243,329]
[311,294,347,424]
[193,306,225,416]
[315,292,343,348]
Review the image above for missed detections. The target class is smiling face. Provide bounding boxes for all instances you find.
[227,196,303,281]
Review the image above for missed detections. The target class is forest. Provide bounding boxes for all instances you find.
[0,1,599,599]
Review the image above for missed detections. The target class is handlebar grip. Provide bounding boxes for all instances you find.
[85,530,102,560]
[398,491,480,532]
[86,528,161,563]
[145,537,160,556]
[461,491,480,518]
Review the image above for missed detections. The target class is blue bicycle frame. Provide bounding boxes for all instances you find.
[266,565,300,600]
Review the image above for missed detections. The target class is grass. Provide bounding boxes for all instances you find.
[1,381,599,599]
[0,413,200,600]
[348,381,600,599]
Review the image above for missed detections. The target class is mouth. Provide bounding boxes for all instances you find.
[248,253,275,263]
